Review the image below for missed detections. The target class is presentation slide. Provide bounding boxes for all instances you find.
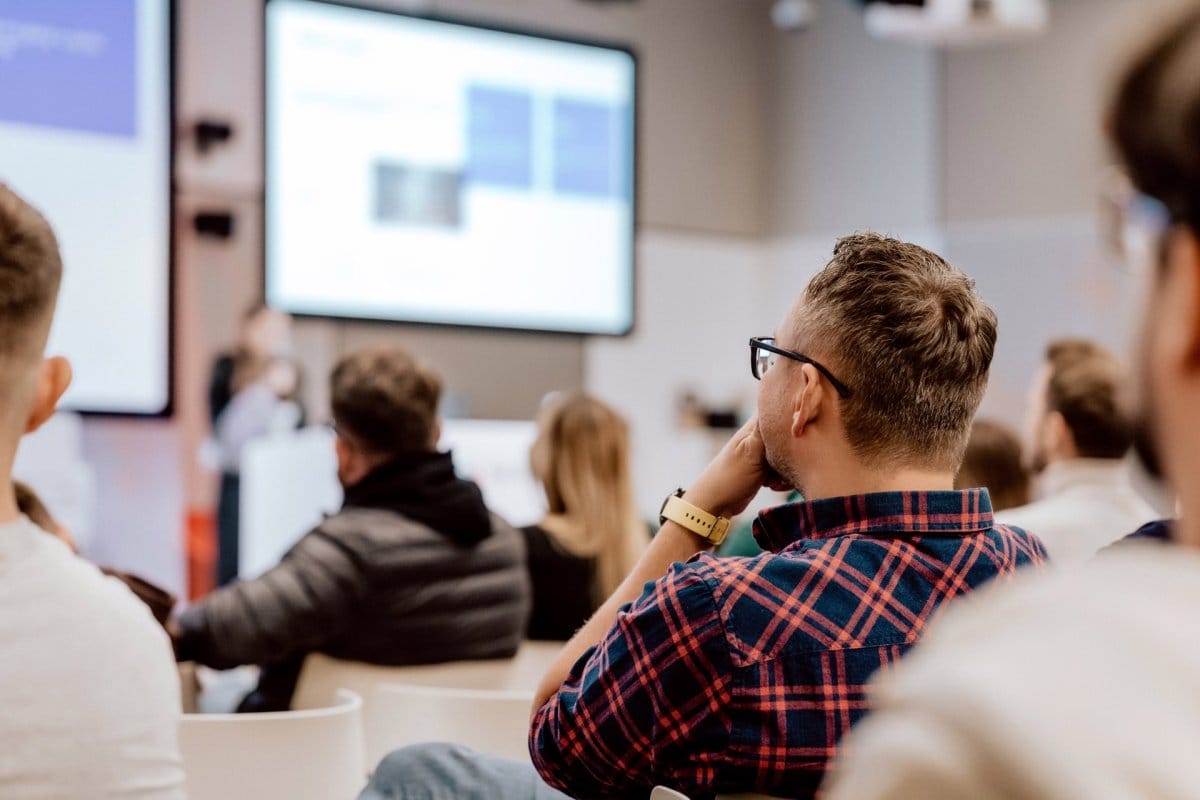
[265,0,636,335]
[0,0,172,414]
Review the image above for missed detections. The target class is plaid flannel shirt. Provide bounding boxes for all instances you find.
[529,490,1047,799]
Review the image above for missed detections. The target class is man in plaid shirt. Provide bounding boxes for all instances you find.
[359,234,1047,800]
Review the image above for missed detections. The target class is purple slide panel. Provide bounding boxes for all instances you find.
[0,0,138,138]
[466,85,534,189]
[553,98,629,200]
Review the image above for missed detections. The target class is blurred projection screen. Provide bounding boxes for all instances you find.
[0,0,173,415]
[265,0,637,335]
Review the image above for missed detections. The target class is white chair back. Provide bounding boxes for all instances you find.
[292,641,563,710]
[293,654,507,711]
[366,683,534,766]
[651,788,782,800]
[180,688,366,800]
[651,788,692,800]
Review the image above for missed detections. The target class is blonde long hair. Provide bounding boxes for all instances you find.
[530,393,647,603]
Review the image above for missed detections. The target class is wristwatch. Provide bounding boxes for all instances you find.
[659,488,732,546]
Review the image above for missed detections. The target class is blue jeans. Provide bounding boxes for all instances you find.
[359,743,573,800]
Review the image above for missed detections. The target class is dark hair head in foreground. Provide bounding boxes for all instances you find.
[1111,5,1200,483]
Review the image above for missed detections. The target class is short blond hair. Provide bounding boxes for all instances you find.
[797,233,998,471]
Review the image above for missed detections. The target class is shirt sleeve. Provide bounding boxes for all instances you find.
[174,527,366,669]
[529,558,734,798]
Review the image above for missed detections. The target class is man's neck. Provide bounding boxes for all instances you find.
[0,471,17,526]
[801,468,956,503]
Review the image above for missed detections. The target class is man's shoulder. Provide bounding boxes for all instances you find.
[998,485,1157,529]
[996,490,1157,559]
[673,530,1043,660]
[311,508,522,571]
[319,507,517,540]
[315,506,450,545]
[5,530,170,653]
[682,543,879,605]
[656,549,852,658]
[994,497,1058,529]
[984,519,1050,561]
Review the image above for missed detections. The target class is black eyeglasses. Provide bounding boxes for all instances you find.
[1100,168,1174,276]
[749,337,852,398]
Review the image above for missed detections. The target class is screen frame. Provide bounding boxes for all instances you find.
[70,0,177,418]
[261,0,639,339]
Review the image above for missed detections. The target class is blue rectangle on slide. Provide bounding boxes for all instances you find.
[0,0,137,137]
[466,86,533,188]
[553,99,627,199]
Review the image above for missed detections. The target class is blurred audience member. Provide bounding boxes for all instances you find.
[524,393,647,641]
[0,184,183,796]
[955,419,1031,511]
[208,304,304,586]
[997,338,1155,562]
[362,234,1046,800]
[173,346,531,711]
[826,10,1200,797]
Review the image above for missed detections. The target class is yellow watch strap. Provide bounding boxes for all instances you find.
[660,495,731,546]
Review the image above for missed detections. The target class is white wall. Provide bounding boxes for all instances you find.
[942,215,1143,426]
[941,0,1189,223]
[768,0,941,237]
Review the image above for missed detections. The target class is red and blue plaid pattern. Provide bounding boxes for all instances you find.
[530,490,1047,799]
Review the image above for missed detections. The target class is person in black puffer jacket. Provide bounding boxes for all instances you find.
[171,345,531,711]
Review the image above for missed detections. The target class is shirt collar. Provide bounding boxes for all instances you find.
[753,489,994,553]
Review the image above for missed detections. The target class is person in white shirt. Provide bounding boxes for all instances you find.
[0,183,184,798]
[996,338,1156,562]
[824,7,1200,798]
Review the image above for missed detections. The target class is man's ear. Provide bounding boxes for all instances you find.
[24,357,71,435]
[430,417,443,450]
[790,363,826,438]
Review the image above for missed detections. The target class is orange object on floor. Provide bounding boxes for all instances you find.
[186,508,217,601]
